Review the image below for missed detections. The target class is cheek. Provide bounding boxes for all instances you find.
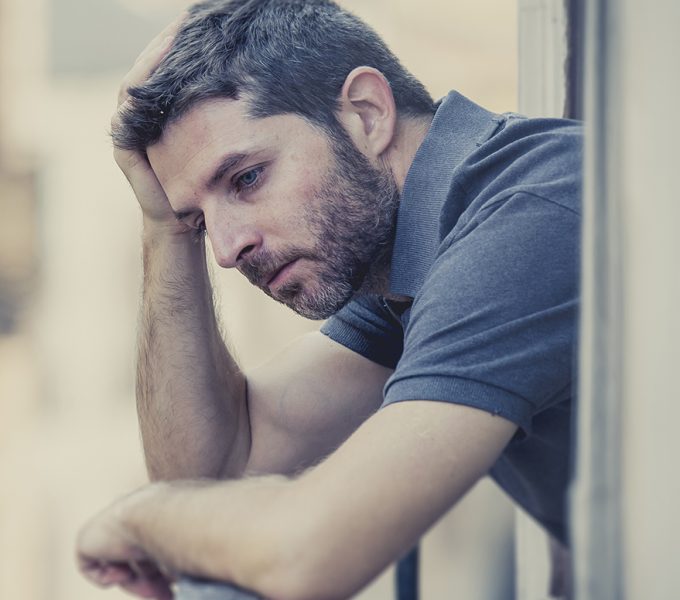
[289,138,332,194]
[273,173,325,225]
[265,142,333,232]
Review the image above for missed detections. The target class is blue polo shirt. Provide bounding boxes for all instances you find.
[321,91,582,543]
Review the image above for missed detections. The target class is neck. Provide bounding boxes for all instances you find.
[386,114,434,192]
[355,241,393,297]
[357,114,433,300]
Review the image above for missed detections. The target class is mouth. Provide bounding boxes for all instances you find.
[265,259,299,291]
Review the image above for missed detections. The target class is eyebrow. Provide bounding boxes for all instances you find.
[207,152,248,188]
[173,152,249,221]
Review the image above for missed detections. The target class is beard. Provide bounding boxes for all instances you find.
[238,126,401,320]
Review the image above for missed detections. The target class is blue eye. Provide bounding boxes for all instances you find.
[236,167,263,190]
[241,170,258,185]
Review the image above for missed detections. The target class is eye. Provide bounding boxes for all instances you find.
[185,218,206,235]
[178,214,205,234]
[234,166,265,192]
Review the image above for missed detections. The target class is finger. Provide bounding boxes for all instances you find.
[128,11,186,75]
[111,144,170,203]
[79,559,135,587]
[131,559,167,579]
[131,559,175,588]
[82,557,173,599]
[98,563,137,587]
[77,555,106,583]
[131,12,186,68]
[117,36,172,107]
[117,11,188,107]
[120,570,174,600]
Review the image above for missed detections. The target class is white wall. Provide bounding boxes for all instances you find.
[573,1,680,598]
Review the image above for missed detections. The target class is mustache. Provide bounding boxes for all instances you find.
[238,248,309,288]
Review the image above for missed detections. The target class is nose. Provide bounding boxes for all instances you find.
[205,213,262,269]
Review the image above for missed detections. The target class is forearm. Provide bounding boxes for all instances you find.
[122,477,298,597]
[78,402,517,600]
[138,224,249,480]
[119,475,366,600]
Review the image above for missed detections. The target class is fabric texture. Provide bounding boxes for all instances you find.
[321,91,582,543]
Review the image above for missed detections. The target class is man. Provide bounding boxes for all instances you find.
[77,1,581,598]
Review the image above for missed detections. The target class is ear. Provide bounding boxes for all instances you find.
[336,67,397,159]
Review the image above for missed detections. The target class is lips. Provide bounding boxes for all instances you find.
[265,259,298,291]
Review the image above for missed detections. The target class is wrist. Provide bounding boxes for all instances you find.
[119,482,169,543]
[142,218,207,250]
[141,223,209,282]
[142,215,193,238]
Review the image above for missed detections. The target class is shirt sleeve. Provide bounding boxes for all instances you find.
[320,294,403,369]
[383,192,580,433]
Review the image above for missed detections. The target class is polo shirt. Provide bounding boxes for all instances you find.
[320,91,582,543]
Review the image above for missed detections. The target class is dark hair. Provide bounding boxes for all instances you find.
[113,0,435,150]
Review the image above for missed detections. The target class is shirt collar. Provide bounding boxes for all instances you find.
[389,91,503,298]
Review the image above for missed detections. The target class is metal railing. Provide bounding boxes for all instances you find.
[176,577,262,600]
[175,546,419,600]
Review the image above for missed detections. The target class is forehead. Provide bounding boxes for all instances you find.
[161,98,257,150]
[149,99,267,173]
[147,98,327,196]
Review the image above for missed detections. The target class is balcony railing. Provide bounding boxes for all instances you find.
[174,547,419,600]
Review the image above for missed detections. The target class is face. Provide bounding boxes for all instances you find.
[148,98,399,319]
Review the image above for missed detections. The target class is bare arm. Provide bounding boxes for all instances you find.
[116,22,391,481]
[77,401,517,599]
[136,227,249,480]
[243,331,392,476]
[139,242,390,479]
[111,20,249,480]
[133,170,389,481]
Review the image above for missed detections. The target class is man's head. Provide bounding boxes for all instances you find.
[113,0,434,150]
[117,0,435,319]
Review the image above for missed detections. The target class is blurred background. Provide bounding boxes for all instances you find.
[0,0,518,598]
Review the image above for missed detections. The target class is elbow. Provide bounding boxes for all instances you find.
[254,556,354,600]
[248,519,367,600]
[214,479,379,600]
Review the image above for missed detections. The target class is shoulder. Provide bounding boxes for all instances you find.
[450,116,583,225]
[320,295,403,369]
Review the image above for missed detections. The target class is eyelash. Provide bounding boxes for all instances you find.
[233,166,265,193]
[185,166,266,233]
[192,218,207,234]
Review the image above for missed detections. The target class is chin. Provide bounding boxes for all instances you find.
[257,265,358,319]
[282,284,354,320]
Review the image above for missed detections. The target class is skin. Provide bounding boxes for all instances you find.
[147,96,400,320]
[76,16,518,600]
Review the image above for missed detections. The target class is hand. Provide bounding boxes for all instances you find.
[112,14,188,234]
[76,493,174,600]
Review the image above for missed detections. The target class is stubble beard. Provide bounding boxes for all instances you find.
[241,127,401,320]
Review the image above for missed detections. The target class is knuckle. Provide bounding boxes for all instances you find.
[112,148,138,173]
[117,87,130,107]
